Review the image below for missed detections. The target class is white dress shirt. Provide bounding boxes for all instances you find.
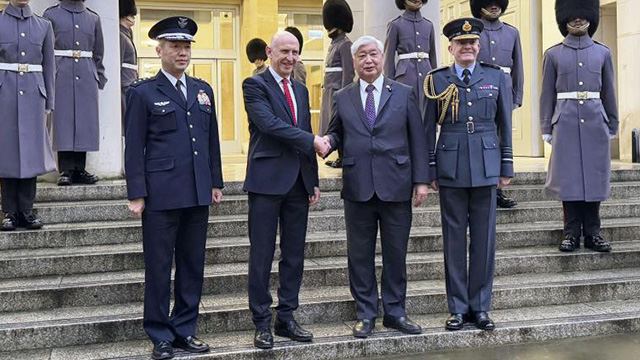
[268,66,298,121]
[359,75,385,114]
[161,69,188,100]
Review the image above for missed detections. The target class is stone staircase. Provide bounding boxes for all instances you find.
[1,170,640,359]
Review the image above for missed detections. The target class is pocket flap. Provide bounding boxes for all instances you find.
[38,85,47,99]
[146,157,175,172]
[482,136,498,149]
[396,155,410,165]
[439,137,459,151]
[477,89,499,99]
[551,112,561,125]
[342,157,356,166]
[199,104,212,113]
[151,105,176,116]
[599,108,610,123]
[252,150,282,159]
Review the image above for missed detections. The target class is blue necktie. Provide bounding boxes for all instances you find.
[365,84,376,128]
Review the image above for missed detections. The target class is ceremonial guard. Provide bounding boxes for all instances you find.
[119,0,138,128]
[285,26,307,85]
[541,0,617,253]
[321,0,355,168]
[0,0,56,231]
[43,0,106,186]
[424,18,513,331]
[246,38,268,76]
[125,17,223,359]
[383,0,437,115]
[471,0,522,209]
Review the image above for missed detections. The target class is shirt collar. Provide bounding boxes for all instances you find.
[360,74,385,93]
[4,4,33,19]
[481,18,504,31]
[454,62,477,78]
[161,69,187,88]
[268,66,291,84]
[60,0,87,13]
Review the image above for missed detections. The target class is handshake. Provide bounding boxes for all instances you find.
[314,135,332,158]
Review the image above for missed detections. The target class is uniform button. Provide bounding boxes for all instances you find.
[75,76,80,80]
[19,90,24,95]
[74,59,79,63]
[579,100,585,105]
[75,24,80,29]
[466,88,471,93]
[467,102,473,106]
[416,31,420,35]
[19,71,24,76]
[75,41,80,46]
[579,62,584,67]
[417,59,422,62]
[580,119,585,123]
[492,57,496,61]
[419,72,423,77]
[189,124,193,129]
[489,93,494,97]
[417,45,421,49]
[194,151,198,155]
[491,40,496,44]
[579,81,584,86]
[187,111,191,116]
[161,109,166,113]
[192,138,196,142]
[468,116,474,121]
[20,33,25,37]
[20,51,25,57]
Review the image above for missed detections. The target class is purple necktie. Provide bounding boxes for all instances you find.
[365,84,376,128]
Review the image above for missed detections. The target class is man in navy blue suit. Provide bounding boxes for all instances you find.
[242,31,328,350]
[124,17,223,360]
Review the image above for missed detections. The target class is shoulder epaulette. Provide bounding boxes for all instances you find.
[44,4,59,12]
[390,15,401,23]
[131,76,156,87]
[479,62,502,70]
[428,65,449,75]
[543,42,563,55]
[594,40,611,50]
[192,76,208,84]
[503,22,518,30]
[87,8,99,16]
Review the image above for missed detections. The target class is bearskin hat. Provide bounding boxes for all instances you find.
[556,0,600,37]
[323,0,354,33]
[395,0,428,11]
[119,0,137,18]
[246,38,267,63]
[285,26,304,55]
[470,0,509,19]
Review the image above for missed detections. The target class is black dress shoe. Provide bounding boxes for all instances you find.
[57,171,73,186]
[559,236,580,252]
[21,211,43,230]
[496,189,517,208]
[173,335,210,353]
[353,319,375,338]
[584,234,612,252]
[382,315,422,334]
[1,213,18,231]
[445,313,465,331]
[73,170,99,185]
[274,318,313,342]
[470,311,495,330]
[254,328,274,349]
[152,340,174,360]
[324,158,342,168]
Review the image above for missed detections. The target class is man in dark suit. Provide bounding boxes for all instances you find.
[124,17,223,360]
[242,31,328,350]
[321,35,430,338]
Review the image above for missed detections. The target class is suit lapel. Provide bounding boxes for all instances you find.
[467,66,485,87]
[186,75,200,111]
[292,80,306,128]
[348,83,372,132]
[377,78,393,117]
[156,71,186,110]
[447,64,485,88]
[262,70,295,125]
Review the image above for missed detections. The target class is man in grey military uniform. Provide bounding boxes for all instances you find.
[246,38,268,76]
[44,0,106,186]
[119,0,138,129]
[0,0,56,231]
[471,0,522,209]
[321,0,355,168]
[541,0,617,253]
[424,17,513,331]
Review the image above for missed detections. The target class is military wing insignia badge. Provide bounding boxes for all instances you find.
[154,101,171,106]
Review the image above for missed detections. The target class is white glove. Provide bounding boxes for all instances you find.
[609,133,616,140]
[542,134,552,144]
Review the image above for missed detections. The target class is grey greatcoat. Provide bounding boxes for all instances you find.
[120,24,137,125]
[0,4,56,179]
[383,10,438,101]
[477,18,524,108]
[540,35,618,202]
[320,33,354,135]
[43,0,106,152]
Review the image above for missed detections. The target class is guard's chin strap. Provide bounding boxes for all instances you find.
[424,74,459,125]
[481,7,502,18]
[567,21,591,33]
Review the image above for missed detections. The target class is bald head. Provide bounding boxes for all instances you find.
[267,31,300,78]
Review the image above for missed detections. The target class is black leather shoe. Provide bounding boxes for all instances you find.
[254,328,274,349]
[173,335,210,353]
[584,234,612,252]
[324,158,342,168]
[57,171,73,186]
[152,340,174,360]
[471,311,495,330]
[353,319,375,338]
[1,213,18,231]
[445,313,465,331]
[21,211,43,230]
[73,170,99,185]
[497,190,517,208]
[274,318,313,342]
[382,315,422,334]
[559,236,580,252]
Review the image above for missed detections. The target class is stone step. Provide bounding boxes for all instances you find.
[0,268,638,351]
[6,299,639,360]
[28,181,640,224]
[3,199,640,250]
[1,241,639,313]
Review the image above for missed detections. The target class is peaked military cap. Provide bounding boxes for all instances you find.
[119,0,137,18]
[470,0,509,19]
[323,0,354,33]
[285,26,304,55]
[395,0,428,11]
[148,16,198,42]
[246,38,267,63]
[556,0,600,37]
[443,17,484,41]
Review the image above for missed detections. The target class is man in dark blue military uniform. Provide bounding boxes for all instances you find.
[124,16,223,360]
[424,18,513,332]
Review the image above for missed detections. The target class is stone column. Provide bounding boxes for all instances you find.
[31,0,123,178]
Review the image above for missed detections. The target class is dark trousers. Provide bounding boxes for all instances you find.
[0,178,37,213]
[141,205,209,344]
[439,186,497,314]
[562,201,601,238]
[344,195,412,320]
[58,151,87,172]
[247,176,309,329]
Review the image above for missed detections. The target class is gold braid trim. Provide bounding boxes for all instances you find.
[423,73,459,125]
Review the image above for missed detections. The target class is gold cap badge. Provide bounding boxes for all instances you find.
[462,21,472,32]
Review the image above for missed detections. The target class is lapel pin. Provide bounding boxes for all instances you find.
[386,84,392,92]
